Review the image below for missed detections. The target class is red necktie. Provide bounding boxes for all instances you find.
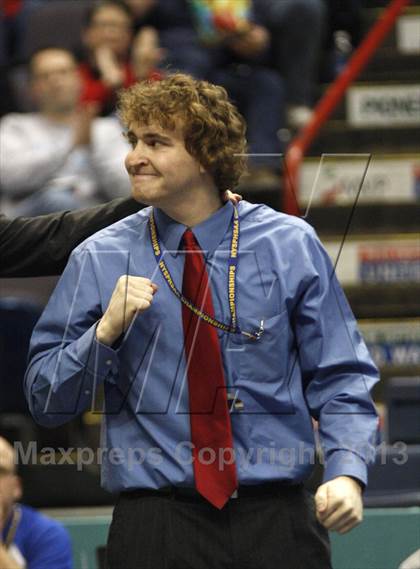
[182,229,238,509]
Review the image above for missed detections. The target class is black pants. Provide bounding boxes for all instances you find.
[107,485,331,569]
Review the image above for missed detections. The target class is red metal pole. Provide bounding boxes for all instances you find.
[283,0,412,216]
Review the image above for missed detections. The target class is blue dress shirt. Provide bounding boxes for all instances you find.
[25,201,379,492]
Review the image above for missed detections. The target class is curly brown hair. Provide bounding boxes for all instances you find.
[118,73,248,192]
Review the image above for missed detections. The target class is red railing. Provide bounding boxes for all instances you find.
[283,0,412,216]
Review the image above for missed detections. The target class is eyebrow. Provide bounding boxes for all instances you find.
[126,130,173,142]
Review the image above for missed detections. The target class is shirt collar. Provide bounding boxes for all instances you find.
[153,201,234,257]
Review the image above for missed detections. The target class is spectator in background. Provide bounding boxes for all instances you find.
[0,47,131,217]
[80,0,162,115]
[254,0,326,129]
[0,436,73,568]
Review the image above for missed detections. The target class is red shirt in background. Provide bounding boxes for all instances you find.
[79,62,162,114]
[3,0,23,17]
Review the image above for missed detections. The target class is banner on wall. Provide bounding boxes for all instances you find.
[359,319,420,367]
[359,243,420,283]
[346,85,420,127]
[322,237,420,285]
[299,155,420,206]
[396,15,420,54]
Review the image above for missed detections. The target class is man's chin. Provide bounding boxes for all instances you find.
[131,188,161,207]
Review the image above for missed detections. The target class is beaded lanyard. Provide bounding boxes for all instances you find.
[149,206,264,340]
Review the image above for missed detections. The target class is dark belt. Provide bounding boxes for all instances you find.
[122,481,303,503]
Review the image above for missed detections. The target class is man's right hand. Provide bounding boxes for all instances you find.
[96,276,158,346]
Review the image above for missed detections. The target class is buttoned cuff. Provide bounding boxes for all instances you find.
[323,450,367,488]
[75,323,119,378]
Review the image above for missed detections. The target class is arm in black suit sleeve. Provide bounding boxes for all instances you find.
[0,198,141,278]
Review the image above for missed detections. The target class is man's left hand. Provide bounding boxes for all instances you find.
[315,476,363,534]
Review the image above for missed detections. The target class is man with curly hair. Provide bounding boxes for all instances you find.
[25,73,379,569]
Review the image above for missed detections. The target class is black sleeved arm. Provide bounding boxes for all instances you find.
[0,198,141,278]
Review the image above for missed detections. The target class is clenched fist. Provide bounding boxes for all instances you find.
[96,276,158,346]
[315,476,363,534]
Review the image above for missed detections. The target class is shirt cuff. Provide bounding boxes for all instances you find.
[323,449,368,488]
[75,323,119,378]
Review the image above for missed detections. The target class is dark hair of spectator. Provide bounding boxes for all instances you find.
[84,1,134,29]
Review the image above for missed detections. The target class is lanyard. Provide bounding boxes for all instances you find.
[149,207,263,340]
[4,506,21,549]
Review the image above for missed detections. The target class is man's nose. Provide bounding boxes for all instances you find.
[126,144,150,171]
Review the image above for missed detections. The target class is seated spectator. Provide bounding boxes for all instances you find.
[0,436,73,568]
[253,0,326,129]
[80,0,162,115]
[0,47,131,217]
